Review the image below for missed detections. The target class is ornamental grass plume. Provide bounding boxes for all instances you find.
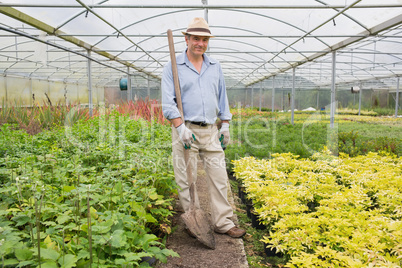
[1,98,168,135]
[116,98,168,125]
[0,100,91,134]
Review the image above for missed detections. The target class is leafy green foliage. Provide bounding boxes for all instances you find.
[0,113,179,266]
[225,110,402,172]
[336,130,400,157]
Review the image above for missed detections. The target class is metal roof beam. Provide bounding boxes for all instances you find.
[4,49,402,56]
[236,0,365,87]
[55,34,402,38]
[75,0,162,69]
[319,73,402,87]
[245,12,402,87]
[1,4,401,9]
[0,24,128,75]
[0,6,159,79]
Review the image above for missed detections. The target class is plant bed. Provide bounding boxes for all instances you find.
[0,115,179,267]
[233,151,402,267]
[232,194,287,268]
[225,110,402,173]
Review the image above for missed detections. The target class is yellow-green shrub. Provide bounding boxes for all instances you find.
[233,151,402,267]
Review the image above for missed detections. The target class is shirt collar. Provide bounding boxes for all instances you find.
[177,49,217,66]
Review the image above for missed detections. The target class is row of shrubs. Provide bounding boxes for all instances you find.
[232,151,402,267]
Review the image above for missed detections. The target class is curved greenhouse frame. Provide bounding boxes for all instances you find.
[0,0,401,116]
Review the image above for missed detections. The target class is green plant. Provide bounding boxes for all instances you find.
[0,112,179,267]
[225,110,402,172]
[233,152,402,267]
[338,130,360,156]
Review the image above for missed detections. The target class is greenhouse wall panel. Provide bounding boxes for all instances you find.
[104,86,121,105]
[77,84,89,105]
[95,85,104,105]
[31,79,50,105]
[47,80,66,105]
[0,77,105,107]
[5,76,31,105]
[65,83,80,105]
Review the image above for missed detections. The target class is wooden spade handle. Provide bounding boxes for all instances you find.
[167,29,184,121]
[167,29,194,187]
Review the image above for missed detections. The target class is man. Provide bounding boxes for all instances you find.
[161,17,246,238]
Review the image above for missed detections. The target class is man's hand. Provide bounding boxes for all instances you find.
[219,122,230,147]
[176,124,196,149]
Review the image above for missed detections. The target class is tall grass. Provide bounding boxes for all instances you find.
[0,98,167,135]
[115,98,168,125]
[0,100,90,134]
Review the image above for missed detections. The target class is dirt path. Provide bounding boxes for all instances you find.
[156,162,248,268]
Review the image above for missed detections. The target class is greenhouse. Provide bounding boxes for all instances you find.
[0,1,401,267]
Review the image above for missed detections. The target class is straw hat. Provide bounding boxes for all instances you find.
[181,17,215,37]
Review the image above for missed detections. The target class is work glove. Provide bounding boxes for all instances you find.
[219,122,230,148]
[176,123,196,149]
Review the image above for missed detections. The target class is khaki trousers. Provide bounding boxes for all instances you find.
[171,122,235,233]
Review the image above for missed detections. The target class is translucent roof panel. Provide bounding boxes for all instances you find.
[0,0,401,89]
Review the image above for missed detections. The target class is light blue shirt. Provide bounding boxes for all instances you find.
[161,49,232,124]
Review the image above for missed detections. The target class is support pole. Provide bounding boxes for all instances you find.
[132,75,136,101]
[316,88,320,110]
[259,82,262,111]
[291,68,295,125]
[203,0,208,22]
[245,86,248,107]
[147,75,151,99]
[251,85,254,108]
[4,75,7,104]
[330,51,336,128]
[396,77,400,118]
[358,83,362,116]
[48,80,50,103]
[272,77,275,112]
[127,67,132,101]
[387,89,389,107]
[63,81,67,106]
[30,77,33,107]
[87,49,93,117]
[203,0,209,56]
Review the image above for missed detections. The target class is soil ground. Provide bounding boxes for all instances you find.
[156,161,248,268]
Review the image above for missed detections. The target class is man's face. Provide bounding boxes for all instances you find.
[186,35,209,57]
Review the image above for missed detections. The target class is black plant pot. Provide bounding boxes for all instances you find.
[263,242,284,257]
[238,184,242,199]
[241,192,247,204]
[141,256,157,266]
[238,185,247,204]
[245,200,253,219]
[250,210,266,230]
[307,201,319,212]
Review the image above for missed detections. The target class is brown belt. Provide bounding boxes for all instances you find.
[189,121,209,127]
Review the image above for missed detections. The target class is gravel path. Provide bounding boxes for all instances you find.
[156,161,248,268]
